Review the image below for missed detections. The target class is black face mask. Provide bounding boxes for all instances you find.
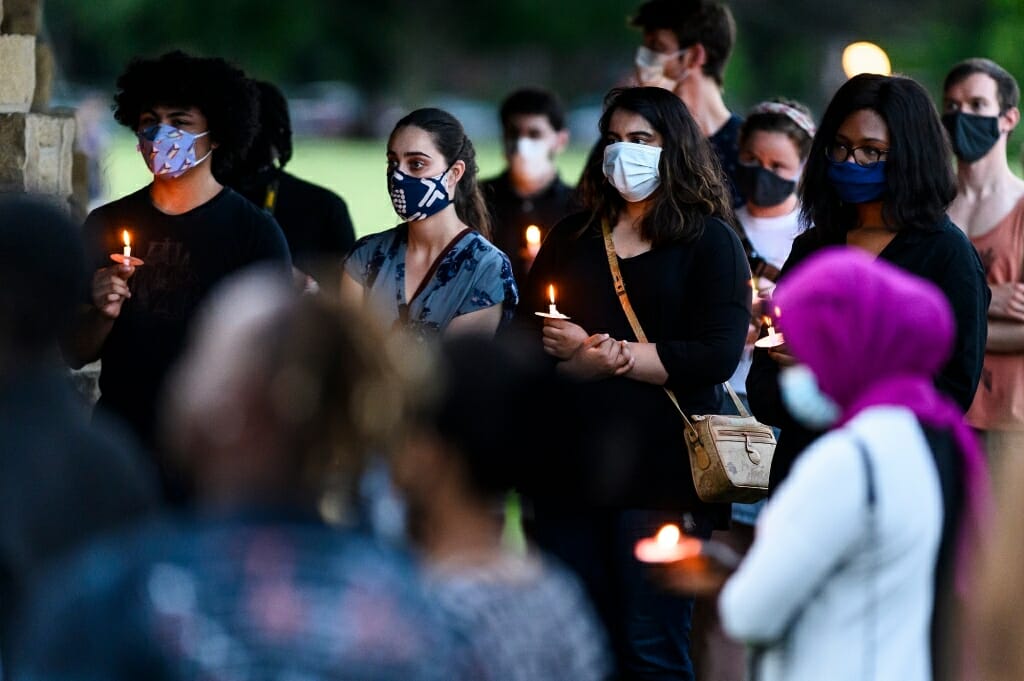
[942,111,1001,163]
[735,163,796,208]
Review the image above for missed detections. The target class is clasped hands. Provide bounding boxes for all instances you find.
[542,318,635,379]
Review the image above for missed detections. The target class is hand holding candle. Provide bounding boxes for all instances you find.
[754,306,785,349]
[634,524,703,563]
[637,525,741,595]
[110,229,144,267]
[535,283,570,319]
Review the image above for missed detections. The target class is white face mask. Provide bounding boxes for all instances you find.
[779,364,841,430]
[635,46,684,90]
[510,137,554,184]
[603,141,662,202]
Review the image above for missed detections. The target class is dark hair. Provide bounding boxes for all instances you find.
[390,108,492,240]
[739,98,815,161]
[630,0,736,86]
[112,50,260,179]
[499,86,567,132]
[423,331,583,499]
[800,74,956,239]
[0,193,85,356]
[577,86,734,246]
[251,79,293,170]
[944,58,1020,113]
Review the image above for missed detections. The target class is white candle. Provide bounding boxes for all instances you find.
[548,284,559,316]
[525,225,541,259]
[122,230,131,260]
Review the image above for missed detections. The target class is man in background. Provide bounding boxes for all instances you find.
[944,58,1024,488]
[630,0,745,207]
[482,87,577,287]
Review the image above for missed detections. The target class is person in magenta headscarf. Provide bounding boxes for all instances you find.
[662,247,990,681]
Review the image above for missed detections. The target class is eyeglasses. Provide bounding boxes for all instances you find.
[826,143,889,167]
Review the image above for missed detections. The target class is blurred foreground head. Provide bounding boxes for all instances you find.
[0,193,85,368]
[396,329,637,527]
[161,266,422,517]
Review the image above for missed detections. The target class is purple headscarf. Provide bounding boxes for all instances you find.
[773,246,990,595]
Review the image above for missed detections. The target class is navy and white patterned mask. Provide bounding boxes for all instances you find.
[388,167,453,222]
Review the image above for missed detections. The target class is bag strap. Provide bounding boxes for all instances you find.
[600,219,750,420]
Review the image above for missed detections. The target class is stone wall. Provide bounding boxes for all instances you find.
[0,0,102,404]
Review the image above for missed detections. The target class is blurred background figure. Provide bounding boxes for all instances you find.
[223,79,357,296]
[0,193,156,678]
[342,107,517,340]
[392,331,612,681]
[13,268,467,680]
[72,90,114,213]
[630,0,745,208]
[482,87,577,287]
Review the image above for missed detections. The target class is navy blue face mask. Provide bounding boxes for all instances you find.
[388,166,454,222]
[827,160,887,204]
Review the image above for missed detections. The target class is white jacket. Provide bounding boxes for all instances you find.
[719,406,943,681]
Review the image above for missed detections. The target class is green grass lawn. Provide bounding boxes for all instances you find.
[101,131,591,239]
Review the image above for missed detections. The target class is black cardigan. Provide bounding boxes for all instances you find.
[746,216,990,489]
[513,211,751,512]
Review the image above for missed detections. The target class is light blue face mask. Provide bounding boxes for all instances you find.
[779,364,841,430]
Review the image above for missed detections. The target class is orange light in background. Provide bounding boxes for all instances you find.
[842,41,891,78]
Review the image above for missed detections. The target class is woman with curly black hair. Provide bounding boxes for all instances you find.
[513,86,750,679]
[64,50,292,504]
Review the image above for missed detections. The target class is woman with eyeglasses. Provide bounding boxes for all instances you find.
[747,73,990,491]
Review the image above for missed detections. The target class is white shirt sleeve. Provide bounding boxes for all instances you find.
[718,431,871,643]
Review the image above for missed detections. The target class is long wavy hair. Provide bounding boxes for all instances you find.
[390,108,492,241]
[577,86,734,246]
[800,74,957,239]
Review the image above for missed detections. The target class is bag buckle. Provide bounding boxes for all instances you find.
[745,433,761,465]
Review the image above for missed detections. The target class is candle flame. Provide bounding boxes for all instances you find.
[548,284,556,305]
[762,315,773,328]
[655,524,681,547]
[525,225,541,246]
[122,230,130,247]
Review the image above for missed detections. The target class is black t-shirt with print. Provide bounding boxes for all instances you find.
[81,186,292,460]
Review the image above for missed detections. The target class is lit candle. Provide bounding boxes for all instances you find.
[634,523,703,563]
[535,283,569,318]
[750,277,759,304]
[754,314,786,349]
[525,225,541,259]
[122,230,131,260]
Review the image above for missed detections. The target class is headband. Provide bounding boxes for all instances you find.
[749,101,817,137]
